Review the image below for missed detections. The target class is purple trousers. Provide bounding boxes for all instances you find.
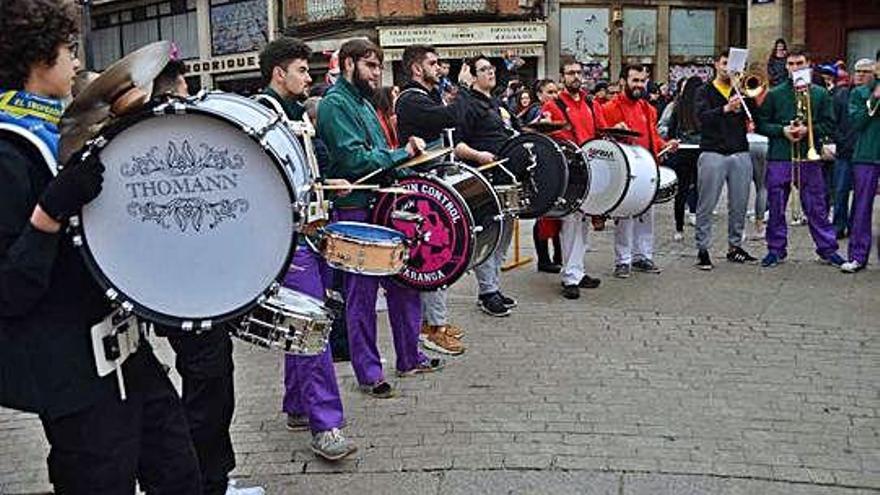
[766,161,839,258]
[847,164,880,264]
[334,208,425,386]
[281,247,344,434]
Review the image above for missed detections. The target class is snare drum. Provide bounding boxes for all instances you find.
[319,221,409,276]
[233,287,331,355]
[373,163,502,290]
[496,133,568,219]
[70,92,312,330]
[654,166,678,204]
[580,138,659,218]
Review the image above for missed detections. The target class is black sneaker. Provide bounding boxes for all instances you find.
[477,293,511,317]
[727,246,758,264]
[697,250,713,270]
[537,262,562,273]
[497,292,517,309]
[578,274,601,289]
[632,259,662,273]
[359,381,395,399]
[561,284,580,300]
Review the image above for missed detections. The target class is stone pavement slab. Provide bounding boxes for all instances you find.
[1,201,878,494]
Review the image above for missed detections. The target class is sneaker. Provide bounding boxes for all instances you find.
[686,213,697,226]
[840,260,864,273]
[537,262,562,273]
[497,292,517,309]
[613,264,631,278]
[578,274,601,289]
[748,223,766,242]
[818,252,846,267]
[311,428,357,461]
[760,252,785,268]
[561,284,580,300]
[421,326,465,355]
[632,259,662,273]
[790,215,806,226]
[443,323,465,339]
[673,231,684,242]
[286,413,309,432]
[726,246,758,264]
[477,293,511,317]
[359,381,395,399]
[398,357,445,377]
[226,480,265,495]
[697,250,713,270]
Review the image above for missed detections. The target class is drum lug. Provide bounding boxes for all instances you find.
[471,226,484,234]
[69,216,80,228]
[105,288,118,301]
[120,301,134,314]
[182,321,194,332]
[72,234,83,247]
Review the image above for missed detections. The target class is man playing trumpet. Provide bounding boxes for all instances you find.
[756,47,844,267]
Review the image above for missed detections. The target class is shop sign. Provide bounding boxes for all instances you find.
[378,23,547,47]
[184,52,260,75]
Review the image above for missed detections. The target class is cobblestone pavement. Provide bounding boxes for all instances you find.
[2,202,879,494]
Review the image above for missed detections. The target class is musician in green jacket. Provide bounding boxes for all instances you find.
[755,46,844,268]
[840,63,880,272]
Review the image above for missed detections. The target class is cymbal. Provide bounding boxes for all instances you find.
[396,147,453,169]
[525,121,566,133]
[59,41,172,163]
[598,127,643,139]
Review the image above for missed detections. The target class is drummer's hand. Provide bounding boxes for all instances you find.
[324,178,352,197]
[37,150,105,224]
[613,122,629,130]
[405,136,426,157]
[475,151,496,165]
[667,140,680,153]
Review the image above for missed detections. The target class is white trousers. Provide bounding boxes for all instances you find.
[560,212,591,286]
[614,206,655,265]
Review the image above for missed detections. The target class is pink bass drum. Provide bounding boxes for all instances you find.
[372,163,502,291]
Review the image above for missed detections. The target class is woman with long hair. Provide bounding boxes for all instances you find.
[767,38,788,87]
[372,85,400,148]
[667,75,704,239]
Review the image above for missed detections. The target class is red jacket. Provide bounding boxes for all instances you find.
[602,93,666,158]
[541,90,606,146]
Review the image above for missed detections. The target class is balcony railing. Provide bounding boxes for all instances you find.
[424,0,498,14]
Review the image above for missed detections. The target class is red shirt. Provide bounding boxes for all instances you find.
[602,93,666,158]
[541,90,606,146]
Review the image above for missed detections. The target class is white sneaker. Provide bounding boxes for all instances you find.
[841,260,864,273]
[226,480,265,495]
[686,213,696,226]
[673,232,684,242]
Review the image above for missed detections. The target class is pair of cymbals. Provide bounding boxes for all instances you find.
[59,41,172,163]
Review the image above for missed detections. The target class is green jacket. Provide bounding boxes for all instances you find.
[849,83,880,164]
[317,77,409,208]
[261,87,305,121]
[756,80,834,162]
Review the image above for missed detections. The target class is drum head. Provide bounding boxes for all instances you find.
[265,287,330,321]
[373,173,475,290]
[497,133,567,219]
[579,139,629,216]
[79,110,296,326]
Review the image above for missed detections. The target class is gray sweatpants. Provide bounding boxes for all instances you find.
[474,216,514,296]
[421,289,447,326]
[695,151,753,251]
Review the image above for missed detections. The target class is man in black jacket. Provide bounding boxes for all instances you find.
[0,1,200,493]
[693,49,758,269]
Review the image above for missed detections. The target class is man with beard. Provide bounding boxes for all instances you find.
[755,47,842,268]
[254,37,357,461]
[602,64,679,278]
[454,55,518,317]
[318,39,443,400]
[395,44,478,355]
[0,0,201,492]
[692,49,758,270]
[541,57,605,299]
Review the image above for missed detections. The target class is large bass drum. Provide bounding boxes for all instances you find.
[547,140,591,218]
[70,92,312,330]
[372,163,502,291]
[580,138,658,218]
[495,133,568,219]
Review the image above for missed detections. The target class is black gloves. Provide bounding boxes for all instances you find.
[39,149,105,221]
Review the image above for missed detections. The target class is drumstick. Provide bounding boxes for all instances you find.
[478,157,509,171]
[657,144,676,159]
[353,167,386,185]
[315,183,382,190]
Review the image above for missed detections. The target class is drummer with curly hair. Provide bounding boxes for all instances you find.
[0,0,201,493]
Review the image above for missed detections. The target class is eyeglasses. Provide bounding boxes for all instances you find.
[476,66,495,74]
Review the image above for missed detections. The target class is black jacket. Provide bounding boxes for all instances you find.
[0,135,118,418]
[395,81,464,144]
[695,82,750,155]
[456,88,517,156]
[832,85,856,159]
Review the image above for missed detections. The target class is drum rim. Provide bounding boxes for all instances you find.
[259,287,333,324]
[323,221,406,247]
[73,98,300,329]
[625,155,661,219]
[448,162,503,269]
[499,133,569,219]
[546,139,591,218]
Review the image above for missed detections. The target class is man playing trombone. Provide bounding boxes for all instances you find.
[756,46,844,268]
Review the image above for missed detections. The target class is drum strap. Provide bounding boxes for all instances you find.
[554,94,596,144]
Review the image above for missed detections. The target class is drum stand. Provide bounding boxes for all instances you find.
[501,219,533,271]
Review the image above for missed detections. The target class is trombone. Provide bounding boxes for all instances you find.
[788,79,821,225]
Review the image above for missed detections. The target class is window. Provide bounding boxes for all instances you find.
[670,9,716,57]
[623,8,656,57]
[210,0,268,56]
[560,7,610,60]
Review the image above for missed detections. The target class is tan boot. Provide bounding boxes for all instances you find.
[421,325,465,355]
